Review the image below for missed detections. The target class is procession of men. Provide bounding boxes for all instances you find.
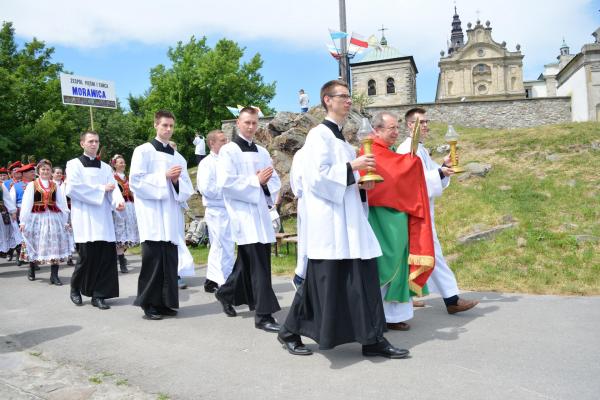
[0,80,478,360]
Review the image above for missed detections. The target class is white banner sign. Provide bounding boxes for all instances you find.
[60,73,117,109]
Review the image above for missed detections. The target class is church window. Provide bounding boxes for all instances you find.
[478,84,487,94]
[477,48,485,57]
[368,79,376,96]
[386,78,395,94]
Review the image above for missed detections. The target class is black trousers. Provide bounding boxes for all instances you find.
[217,243,280,318]
[70,241,119,299]
[134,241,178,309]
[280,258,385,350]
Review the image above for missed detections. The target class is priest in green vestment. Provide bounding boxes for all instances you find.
[361,111,435,331]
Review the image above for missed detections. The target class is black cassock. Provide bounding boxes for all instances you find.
[71,241,119,299]
[134,241,178,309]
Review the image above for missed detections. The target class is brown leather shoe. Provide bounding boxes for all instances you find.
[386,322,410,331]
[412,300,425,307]
[446,298,479,314]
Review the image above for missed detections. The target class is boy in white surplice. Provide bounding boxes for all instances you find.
[214,107,282,333]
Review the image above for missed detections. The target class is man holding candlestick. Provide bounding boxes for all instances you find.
[397,107,478,314]
[277,80,409,358]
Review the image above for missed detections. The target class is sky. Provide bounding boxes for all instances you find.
[3,0,599,114]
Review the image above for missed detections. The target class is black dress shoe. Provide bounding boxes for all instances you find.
[255,320,281,333]
[70,290,83,306]
[27,263,35,281]
[278,335,313,356]
[156,306,178,317]
[362,338,410,359]
[203,279,219,293]
[144,307,163,320]
[215,291,236,317]
[91,297,110,310]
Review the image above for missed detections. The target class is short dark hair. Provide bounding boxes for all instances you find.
[320,80,349,111]
[80,131,99,142]
[238,107,259,117]
[404,107,427,124]
[154,110,176,123]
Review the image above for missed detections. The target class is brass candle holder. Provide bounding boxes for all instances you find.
[357,117,384,183]
[444,125,465,173]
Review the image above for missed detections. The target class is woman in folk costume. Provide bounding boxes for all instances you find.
[19,159,73,284]
[110,154,139,273]
[52,166,75,266]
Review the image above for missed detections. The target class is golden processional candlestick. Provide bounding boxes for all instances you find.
[357,117,384,183]
[444,125,465,173]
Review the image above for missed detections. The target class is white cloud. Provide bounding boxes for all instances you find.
[3,0,598,80]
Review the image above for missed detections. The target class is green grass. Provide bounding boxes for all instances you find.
[88,375,103,384]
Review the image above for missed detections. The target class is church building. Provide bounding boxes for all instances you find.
[435,8,525,102]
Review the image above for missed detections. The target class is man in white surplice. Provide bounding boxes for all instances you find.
[214,107,282,333]
[397,107,478,314]
[277,79,409,358]
[66,131,125,310]
[196,130,234,293]
[289,146,307,290]
[130,110,195,320]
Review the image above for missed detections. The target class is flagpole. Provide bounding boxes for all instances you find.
[339,0,349,86]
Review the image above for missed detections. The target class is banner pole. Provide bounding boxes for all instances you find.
[89,106,94,130]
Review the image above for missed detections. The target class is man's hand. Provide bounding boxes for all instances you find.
[441,166,455,177]
[10,212,17,222]
[257,166,273,185]
[166,165,182,182]
[350,154,376,171]
[105,183,115,192]
[359,181,375,190]
[19,224,24,232]
[115,202,125,212]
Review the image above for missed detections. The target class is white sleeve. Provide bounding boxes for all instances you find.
[55,184,70,224]
[19,183,35,227]
[129,146,170,200]
[217,145,261,205]
[65,160,106,206]
[305,131,348,205]
[107,172,125,209]
[3,185,16,213]
[197,159,220,199]
[172,157,194,203]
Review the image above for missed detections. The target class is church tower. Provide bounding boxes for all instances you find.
[448,6,465,55]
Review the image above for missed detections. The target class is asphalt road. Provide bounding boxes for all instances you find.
[1,255,599,400]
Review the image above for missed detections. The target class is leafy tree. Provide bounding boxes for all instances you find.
[135,36,276,161]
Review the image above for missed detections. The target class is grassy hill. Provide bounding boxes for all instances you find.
[185,122,600,295]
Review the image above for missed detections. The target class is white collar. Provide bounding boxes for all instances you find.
[83,153,96,160]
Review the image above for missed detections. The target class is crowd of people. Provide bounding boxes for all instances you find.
[0,79,478,359]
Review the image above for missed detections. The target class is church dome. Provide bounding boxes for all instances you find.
[355,45,406,63]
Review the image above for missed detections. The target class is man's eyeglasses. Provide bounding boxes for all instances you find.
[327,93,352,100]
[408,119,429,125]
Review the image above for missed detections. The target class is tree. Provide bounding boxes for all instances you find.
[134,36,276,161]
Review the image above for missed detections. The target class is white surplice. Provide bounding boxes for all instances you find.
[302,123,382,260]
[129,141,195,272]
[290,147,308,278]
[397,138,460,298]
[65,157,124,243]
[197,152,234,285]
[216,140,281,245]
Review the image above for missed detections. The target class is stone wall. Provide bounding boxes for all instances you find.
[366,97,572,129]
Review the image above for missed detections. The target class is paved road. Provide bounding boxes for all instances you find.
[1,255,599,400]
